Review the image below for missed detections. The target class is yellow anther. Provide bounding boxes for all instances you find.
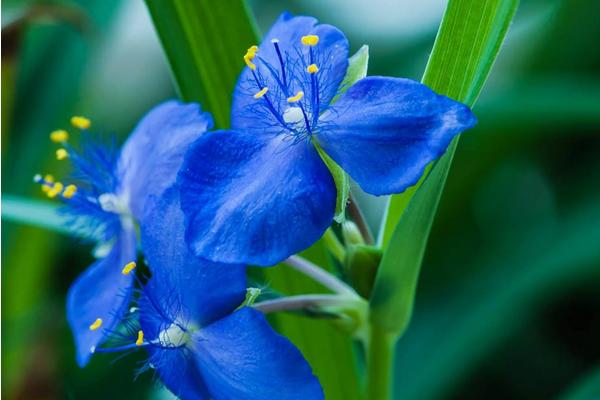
[56,148,68,160]
[301,35,319,46]
[40,174,54,193]
[287,91,304,103]
[243,45,259,70]
[121,261,137,275]
[47,182,64,198]
[244,54,256,70]
[71,116,91,130]
[62,184,77,199]
[307,64,319,74]
[89,318,103,331]
[50,129,69,143]
[254,87,269,99]
[135,330,144,346]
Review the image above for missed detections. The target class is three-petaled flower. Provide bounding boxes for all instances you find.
[92,188,323,400]
[178,12,477,267]
[37,101,213,366]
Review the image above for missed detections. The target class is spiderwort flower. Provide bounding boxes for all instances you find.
[36,101,213,366]
[178,12,478,267]
[92,188,323,400]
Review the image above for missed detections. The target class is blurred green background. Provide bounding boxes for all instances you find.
[2,0,599,399]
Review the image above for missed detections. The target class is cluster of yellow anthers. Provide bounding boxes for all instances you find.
[89,261,144,347]
[245,35,320,104]
[34,116,91,200]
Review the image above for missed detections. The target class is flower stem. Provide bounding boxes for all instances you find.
[252,294,356,314]
[322,227,346,263]
[348,194,374,245]
[284,255,357,297]
[365,325,396,400]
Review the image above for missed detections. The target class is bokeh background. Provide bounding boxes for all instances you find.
[2,0,599,399]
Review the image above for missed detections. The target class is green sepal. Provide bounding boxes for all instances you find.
[313,45,369,223]
[332,45,369,104]
[239,287,262,309]
[314,143,350,223]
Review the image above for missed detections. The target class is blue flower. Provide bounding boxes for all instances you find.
[178,12,477,267]
[93,188,323,400]
[36,101,213,366]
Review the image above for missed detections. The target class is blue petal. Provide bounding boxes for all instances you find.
[178,130,336,266]
[192,307,323,400]
[145,346,210,400]
[139,186,247,332]
[66,229,137,367]
[317,77,477,195]
[231,12,349,133]
[117,100,213,221]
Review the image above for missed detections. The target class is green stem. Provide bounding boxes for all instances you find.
[323,228,346,263]
[365,325,396,400]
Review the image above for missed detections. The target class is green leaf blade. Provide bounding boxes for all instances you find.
[371,0,520,335]
[379,0,519,246]
[145,0,257,128]
[2,195,69,234]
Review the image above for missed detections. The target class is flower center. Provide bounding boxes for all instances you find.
[98,193,129,214]
[283,106,307,127]
[157,322,194,348]
[243,34,323,139]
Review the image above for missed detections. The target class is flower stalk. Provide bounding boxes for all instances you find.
[348,194,374,245]
[284,255,357,297]
[365,324,396,400]
[252,294,359,314]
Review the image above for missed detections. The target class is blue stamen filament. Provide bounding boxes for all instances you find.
[308,47,320,125]
[94,341,149,353]
[271,39,288,88]
[299,103,313,135]
[93,338,186,354]
[250,70,298,136]
[287,93,313,136]
[93,272,192,356]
